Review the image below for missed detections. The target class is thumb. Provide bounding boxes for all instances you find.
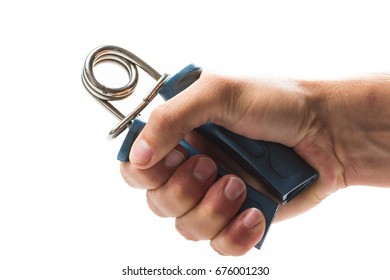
[129,74,235,169]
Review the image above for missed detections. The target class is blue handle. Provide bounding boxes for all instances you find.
[118,119,278,249]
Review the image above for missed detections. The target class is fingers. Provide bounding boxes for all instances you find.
[120,145,188,189]
[174,176,246,239]
[173,175,264,256]
[211,208,265,256]
[122,147,264,255]
[147,155,218,217]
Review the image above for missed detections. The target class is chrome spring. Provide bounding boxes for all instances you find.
[82,45,169,139]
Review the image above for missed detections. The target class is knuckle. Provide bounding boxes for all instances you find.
[146,190,168,218]
[149,105,177,134]
[175,219,200,242]
[119,163,163,190]
[146,187,190,218]
[202,203,225,222]
[174,207,226,242]
[119,162,138,188]
[210,236,250,257]
[168,183,198,214]
[209,241,227,256]
[200,73,244,123]
[201,72,230,88]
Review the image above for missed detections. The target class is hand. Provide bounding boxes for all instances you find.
[120,71,390,255]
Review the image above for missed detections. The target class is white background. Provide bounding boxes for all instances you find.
[1,0,390,279]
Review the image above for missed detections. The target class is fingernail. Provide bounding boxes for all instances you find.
[130,139,153,165]
[193,157,217,182]
[164,149,185,168]
[224,177,245,201]
[242,208,263,229]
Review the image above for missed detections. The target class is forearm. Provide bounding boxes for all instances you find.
[302,76,390,187]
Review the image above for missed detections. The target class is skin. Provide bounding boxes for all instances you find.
[120,72,390,256]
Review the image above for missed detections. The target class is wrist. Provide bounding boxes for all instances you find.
[301,76,390,187]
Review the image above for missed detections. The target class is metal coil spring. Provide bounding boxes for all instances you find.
[82,45,168,139]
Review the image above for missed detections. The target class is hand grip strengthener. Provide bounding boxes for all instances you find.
[81,45,319,249]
